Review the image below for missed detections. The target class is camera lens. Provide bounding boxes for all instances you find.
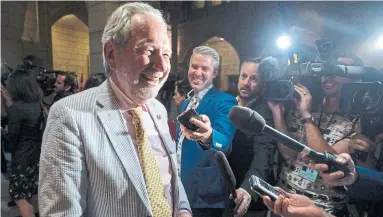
[277,83,290,98]
[353,88,380,111]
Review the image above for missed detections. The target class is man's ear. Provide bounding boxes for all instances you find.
[104,40,117,71]
[64,85,72,92]
[64,85,71,92]
[213,70,218,78]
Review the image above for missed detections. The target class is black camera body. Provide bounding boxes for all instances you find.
[264,39,383,122]
[263,80,301,101]
[339,81,383,117]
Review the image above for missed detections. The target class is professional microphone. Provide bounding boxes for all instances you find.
[258,56,284,82]
[228,106,351,175]
[215,151,237,199]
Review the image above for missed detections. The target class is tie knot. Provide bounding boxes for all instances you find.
[128,106,143,117]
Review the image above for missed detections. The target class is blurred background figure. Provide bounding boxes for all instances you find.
[84,73,108,90]
[5,69,45,217]
[168,79,192,140]
[52,71,78,106]
[173,78,192,108]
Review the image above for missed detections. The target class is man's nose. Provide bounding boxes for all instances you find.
[194,68,203,76]
[152,55,167,72]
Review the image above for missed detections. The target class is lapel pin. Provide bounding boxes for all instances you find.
[157,115,161,120]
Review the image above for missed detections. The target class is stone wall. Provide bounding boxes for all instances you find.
[51,15,90,84]
[201,37,240,91]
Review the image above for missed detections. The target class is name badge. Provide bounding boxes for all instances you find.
[298,166,318,183]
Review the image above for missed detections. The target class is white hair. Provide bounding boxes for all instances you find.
[101,2,166,75]
[191,46,220,73]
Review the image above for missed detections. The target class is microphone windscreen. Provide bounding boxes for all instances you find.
[258,56,284,82]
[229,106,266,135]
[215,151,236,195]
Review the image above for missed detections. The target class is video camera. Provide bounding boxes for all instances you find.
[264,39,383,121]
[21,56,58,96]
[1,56,59,96]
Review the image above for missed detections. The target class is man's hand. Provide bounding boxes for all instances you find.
[308,153,357,186]
[180,114,212,143]
[177,212,192,217]
[230,188,251,217]
[263,187,329,217]
[348,134,376,154]
[267,101,285,118]
[293,84,312,119]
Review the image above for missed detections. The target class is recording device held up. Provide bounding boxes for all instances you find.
[249,175,281,202]
[262,39,383,122]
[177,108,201,131]
[22,56,58,96]
[2,55,58,96]
[229,106,351,176]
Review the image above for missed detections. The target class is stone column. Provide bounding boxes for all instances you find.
[86,1,120,75]
[1,1,28,68]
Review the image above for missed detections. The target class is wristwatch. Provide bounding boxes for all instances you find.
[301,115,315,124]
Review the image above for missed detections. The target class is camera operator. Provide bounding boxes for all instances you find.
[267,54,369,216]
[51,71,78,105]
[228,57,280,217]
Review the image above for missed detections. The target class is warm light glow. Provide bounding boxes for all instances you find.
[220,38,224,41]
[277,35,292,50]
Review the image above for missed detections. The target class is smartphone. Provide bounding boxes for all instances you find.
[249,175,280,201]
[177,108,201,131]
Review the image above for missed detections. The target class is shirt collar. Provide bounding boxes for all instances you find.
[109,78,148,112]
[187,84,214,102]
[236,95,260,107]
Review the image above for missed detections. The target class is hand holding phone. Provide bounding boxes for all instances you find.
[177,108,201,131]
[250,175,282,202]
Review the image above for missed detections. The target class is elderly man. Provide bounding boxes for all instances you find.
[38,2,191,217]
[176,46,237,217]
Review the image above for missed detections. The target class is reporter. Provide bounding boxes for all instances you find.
[268,82,357,216]
[263,187,333,217]
[309,153,383,201]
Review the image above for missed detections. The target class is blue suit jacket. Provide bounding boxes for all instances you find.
[176,87,237,208]
[347,166,383,201]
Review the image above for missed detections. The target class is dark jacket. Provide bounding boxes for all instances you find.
[52,91,74,105]
[347,166,383,201]
[228,97,277,211]
[6,101,43,165]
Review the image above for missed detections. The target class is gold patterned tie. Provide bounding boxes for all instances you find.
[129,107,172,217]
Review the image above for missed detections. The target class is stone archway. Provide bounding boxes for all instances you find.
[200,36,240,91]
[51,14,90,89]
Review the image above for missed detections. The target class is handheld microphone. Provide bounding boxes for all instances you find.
[214,151,243,212]
[215,151,237,199]
[228,106,351,176]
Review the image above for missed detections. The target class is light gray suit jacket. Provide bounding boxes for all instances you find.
[38,81,191,217]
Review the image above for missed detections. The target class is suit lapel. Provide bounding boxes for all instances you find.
[146,100,179,214]
[196,87,217,114]
[95,81,152,214]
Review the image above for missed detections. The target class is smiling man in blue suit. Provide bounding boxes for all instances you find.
[176,46,237,217]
